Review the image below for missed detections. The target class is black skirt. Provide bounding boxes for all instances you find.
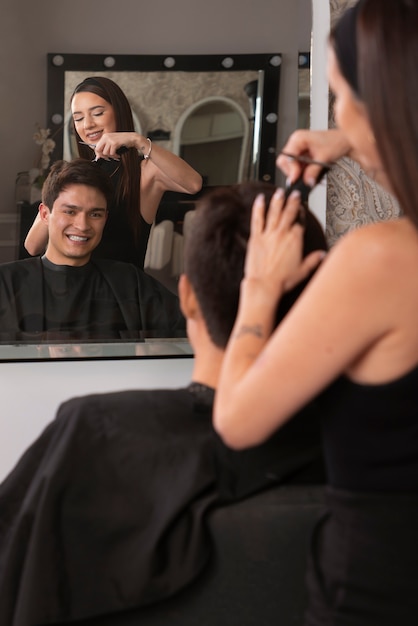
[304,486,418,626]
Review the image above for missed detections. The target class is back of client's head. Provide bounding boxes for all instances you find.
[42,159,114,211]
[183,181,327,349]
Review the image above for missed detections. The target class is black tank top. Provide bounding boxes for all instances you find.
[319,363,418,492]
[92,199,151,269]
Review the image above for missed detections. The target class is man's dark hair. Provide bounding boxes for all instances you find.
[184,181,327,348]
[42,159,114,211]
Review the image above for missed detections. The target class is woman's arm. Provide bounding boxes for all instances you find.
[213,190,402,450]
[93,131,203,224]
[24,211,49,256]
[277,128,351,186]
[93,132,203,194]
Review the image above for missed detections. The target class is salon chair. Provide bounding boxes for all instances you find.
[64,485,324,626]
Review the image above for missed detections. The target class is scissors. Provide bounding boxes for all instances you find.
[78,141,128,161]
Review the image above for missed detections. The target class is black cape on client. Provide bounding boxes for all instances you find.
[0,257,184,341]
[0,387,324,626]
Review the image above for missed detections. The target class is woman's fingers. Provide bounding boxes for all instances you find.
[283,248,327,291]
[95,133,123,160]
[250,188,302,237]
[250,193,267,236]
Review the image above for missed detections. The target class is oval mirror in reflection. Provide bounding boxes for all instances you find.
[175,97,250,186]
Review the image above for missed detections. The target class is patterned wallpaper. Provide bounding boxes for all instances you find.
[326,0,400,246]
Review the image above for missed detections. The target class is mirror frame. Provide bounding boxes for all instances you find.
[47,53,282,184]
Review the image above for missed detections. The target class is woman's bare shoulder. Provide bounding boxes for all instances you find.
[328,217,418,270]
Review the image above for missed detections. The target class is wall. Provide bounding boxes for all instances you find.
[0,356,194,483]
[0,0,311,260]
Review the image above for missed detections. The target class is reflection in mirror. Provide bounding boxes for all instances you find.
[4,55,282,357]
[298,52,311,129]
[176,98,249,186]
[64,108,143,162]
[48,54,281,185]
[63,68,264,186]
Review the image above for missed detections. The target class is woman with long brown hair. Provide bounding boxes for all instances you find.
[25,77,202,268]
[214,1,418,623]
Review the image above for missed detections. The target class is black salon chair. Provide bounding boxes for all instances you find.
[63,485,324,626]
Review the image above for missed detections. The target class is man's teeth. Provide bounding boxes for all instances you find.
[68,235,88,242]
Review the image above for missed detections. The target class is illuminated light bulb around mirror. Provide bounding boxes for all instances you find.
[52,55,64,67]
[103,56,116,68]
[266,112,278,124]
[263,174,272,181]
[163,56,176,68]
[269,55,282,67]
[299,53,309,67]
[221,57,234,69]
[52,113,63,125]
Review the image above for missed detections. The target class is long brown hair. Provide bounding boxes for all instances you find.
[358,0,418,227]
[71,76,142,239]
[332,0,418,226]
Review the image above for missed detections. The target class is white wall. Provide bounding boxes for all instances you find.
[1,357,194,482]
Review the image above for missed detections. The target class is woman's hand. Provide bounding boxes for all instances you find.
[93,132,143,160]
[243,188,325,303]
[277,128,350,186]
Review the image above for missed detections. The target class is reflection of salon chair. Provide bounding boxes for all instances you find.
[63,485,324,626]
[144,203,197,294]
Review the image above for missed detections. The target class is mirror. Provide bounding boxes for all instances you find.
[1,0,327,361]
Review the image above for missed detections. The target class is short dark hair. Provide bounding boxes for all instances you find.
[184,181,327,348]
[42,159,114,210]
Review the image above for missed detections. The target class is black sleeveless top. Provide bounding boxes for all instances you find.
[319,363,418,492]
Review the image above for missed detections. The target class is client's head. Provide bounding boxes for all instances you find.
[39,159,113,267]
[182,181,327,349]
[42,159,114,211]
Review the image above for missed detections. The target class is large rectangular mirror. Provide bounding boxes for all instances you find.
[1,0,321,363]
[3,53,282,360]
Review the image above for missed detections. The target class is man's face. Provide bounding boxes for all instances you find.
[40,184,108,266]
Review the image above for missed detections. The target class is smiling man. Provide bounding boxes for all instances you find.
[40,179,109,266]
[0,159,184,341]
